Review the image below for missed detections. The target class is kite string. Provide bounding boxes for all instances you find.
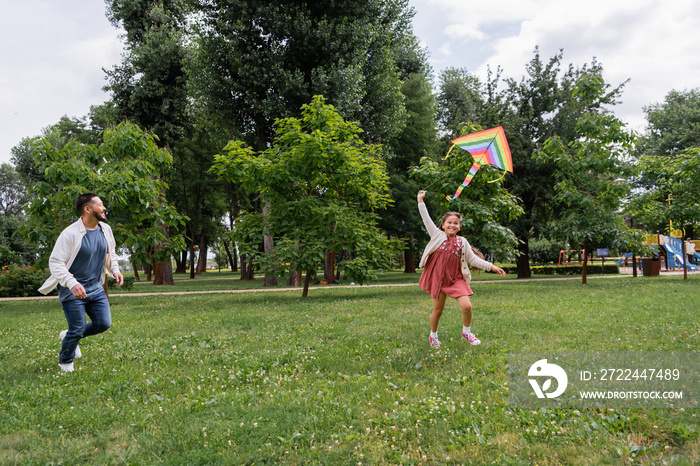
[421,143,456,192]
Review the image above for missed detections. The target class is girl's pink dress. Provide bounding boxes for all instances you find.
[419,236,473,299]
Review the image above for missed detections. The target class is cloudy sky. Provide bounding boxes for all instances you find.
[2,0,699,165]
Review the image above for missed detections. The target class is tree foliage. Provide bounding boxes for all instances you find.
[535,71,642,283]
[22,122,187,273]
[629,148,700,238]
[638,88,700,157]
[211,96,397,297]
[190,0,413,149]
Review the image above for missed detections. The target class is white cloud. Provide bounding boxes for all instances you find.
[410,0,700,132]
[0,0,123,163]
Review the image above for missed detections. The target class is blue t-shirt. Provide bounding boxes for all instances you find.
[58,226,108,302]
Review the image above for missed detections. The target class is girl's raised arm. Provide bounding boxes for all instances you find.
[417,191,440,237]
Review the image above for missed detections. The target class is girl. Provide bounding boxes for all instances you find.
[417,190,506,348]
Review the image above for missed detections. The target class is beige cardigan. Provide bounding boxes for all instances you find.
[418,202,493,284]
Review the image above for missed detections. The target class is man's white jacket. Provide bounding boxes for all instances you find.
[39,219,120,295]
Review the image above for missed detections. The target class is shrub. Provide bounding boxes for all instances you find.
[0,245,21,268]
[500,264,619,275]
[529,236,568,264]
[107,275,136,291]
[0,265,50,298]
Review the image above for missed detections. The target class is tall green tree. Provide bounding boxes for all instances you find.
[191,0,416,285]
[535,71,639,284]
[381,72,438,272]
[0,163,37,265]
[23,122,187,281]
[637,88,700,157]
[105,0,225,282]
[499,51,574,278]
[628,148,700,278]
[436,67,484,138]
[211,96,396,297]
[191,0,413,149]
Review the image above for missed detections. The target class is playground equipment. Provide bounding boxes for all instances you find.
[659,235,699,271]
[557,249,584,266]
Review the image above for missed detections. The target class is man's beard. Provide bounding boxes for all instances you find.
[93,210,107,222]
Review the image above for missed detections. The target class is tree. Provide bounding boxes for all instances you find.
[628,148,700,279]
[436,67,484,137]
[105,0,196,284]
[381,72,438,273]
[191,0,412,148]
[0,163,37,265]
[534,71,640,284]
[190,0,418,285]
[0,163,26,218]
[499,51,574,279]
[23,122,187,283]
[637,88,700,157]
[211,96,397,297]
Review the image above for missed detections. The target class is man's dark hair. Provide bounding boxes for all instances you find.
[76,193,99,214]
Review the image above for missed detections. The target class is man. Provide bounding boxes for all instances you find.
[39,193,124,372]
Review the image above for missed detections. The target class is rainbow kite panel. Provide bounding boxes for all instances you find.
[447,126,513,199]
[450,126,513,173]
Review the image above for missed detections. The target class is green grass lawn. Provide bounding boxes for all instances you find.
[1,275,699,464]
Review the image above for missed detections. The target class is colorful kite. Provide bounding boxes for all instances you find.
[445,126,513,199]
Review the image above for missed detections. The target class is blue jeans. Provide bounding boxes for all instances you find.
[59,289,112,364]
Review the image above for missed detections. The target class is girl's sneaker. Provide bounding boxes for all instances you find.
[462,332,481,346]
[429,334,441,348]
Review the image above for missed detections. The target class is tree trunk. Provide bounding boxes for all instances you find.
[262,200,277,286]
[189,241,197,279]
[582,241,589,285]
[287,270,297,286]
[302,269,313,298]
[196,233,208,275]
[682,236,688,280]
[129,248,140,282]
[516,237,532,279]
[240,254,247,280]
[174,250,187,274]
[132,261,140,281]
[404,236,416,273]
[324,249,336,283]
[153,258,175,285]
[145,262,152,282]
[240,254,255,280]
[153,223,175,286]
[632,252,638,278]
[223,239,236,272]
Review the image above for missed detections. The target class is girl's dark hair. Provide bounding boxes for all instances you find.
[76,193,98,213]
[441,211,462,224]
[440,212,462,233]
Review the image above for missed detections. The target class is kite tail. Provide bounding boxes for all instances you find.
[447,162,481,200]
[487,169,507,184]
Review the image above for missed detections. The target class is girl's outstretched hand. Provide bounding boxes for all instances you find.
[417,190,426,203]
[491,265,506,277]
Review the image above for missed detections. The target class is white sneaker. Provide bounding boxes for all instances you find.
[59,362,74,372]
[59,330,82,359]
